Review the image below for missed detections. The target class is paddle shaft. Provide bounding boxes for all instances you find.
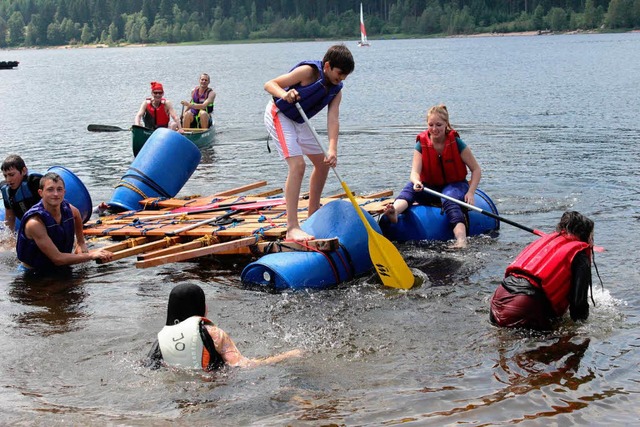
[295,102,414,289]
[422,187,542,236]
[292,105,374,228]
[165,210,240,235]
[423,187,605,252]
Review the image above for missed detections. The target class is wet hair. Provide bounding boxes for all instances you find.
[39,172,64,189]
[201,73,210,81]
[1,154,26,172]
[323,44,355,75]
[427,105,453,133]
[165,283,206,325]
[556,211,594,243]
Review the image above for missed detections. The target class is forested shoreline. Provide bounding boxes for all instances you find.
[1,0,638,48]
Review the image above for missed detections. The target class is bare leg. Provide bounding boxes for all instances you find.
[451,222,468,249]
[285,156,314,241]
[183,111,193,128]
[200,112,210,129]
[383,199,410,224]
[306,153,330,217]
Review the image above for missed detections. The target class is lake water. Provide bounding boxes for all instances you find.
[1,33,639,425]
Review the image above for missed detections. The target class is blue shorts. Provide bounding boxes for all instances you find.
[397,181,470,226]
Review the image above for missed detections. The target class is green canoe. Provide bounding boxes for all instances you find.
[131,122,215,156]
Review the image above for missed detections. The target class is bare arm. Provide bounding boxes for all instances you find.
[71,204,88,254]
[325,92,342,167]
[206,324,302,368]
[24,216,112,266]
[203,90,216,108]
[264,65,317,103]
[410,150,424,190]
[164,101,183,129]
[134,100,147,126]
[5,207,16,232]
[181,89,216,110]
[460,147,481,204]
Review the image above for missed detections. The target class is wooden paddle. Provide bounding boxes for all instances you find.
[87,124,131,132]
[295,103,414,290]
[422,186,605,252]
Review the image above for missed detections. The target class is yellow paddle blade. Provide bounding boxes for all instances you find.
[340,182,415,290]
[367,231,415,290]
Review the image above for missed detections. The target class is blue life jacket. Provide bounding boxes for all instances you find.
[1,173,42,220]
[274,60,342,123]
[17,200,75,271]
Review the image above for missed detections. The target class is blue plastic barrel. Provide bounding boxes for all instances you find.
[379,188,500,242]
[47,166,93,223]
[241,200,376,291]
[108,128,201,212]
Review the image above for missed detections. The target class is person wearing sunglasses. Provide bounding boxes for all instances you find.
[134,81,182,132]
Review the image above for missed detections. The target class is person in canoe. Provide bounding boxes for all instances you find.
[134,81,183,131]
[263,44,355,242]
[180,73,216,129]
[384,104,482,248]
[145,283,302,371]
[1,155,42,232]
[489,211,598,331]
[16,172,113,272]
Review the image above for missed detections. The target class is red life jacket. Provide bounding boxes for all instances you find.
[418,129,467,187]
[145,98,170,128]
[505,232,591,317]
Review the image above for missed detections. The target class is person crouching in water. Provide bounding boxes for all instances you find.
[384,104,482,248]
[16,172,112,272]
[490,211,596,331]
[146,283,302,371]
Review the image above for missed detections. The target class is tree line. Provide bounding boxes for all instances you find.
[0,0,638,48]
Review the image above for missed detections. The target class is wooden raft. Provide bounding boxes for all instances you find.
[84,180,394,268]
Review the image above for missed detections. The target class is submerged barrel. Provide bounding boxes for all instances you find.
[241,199,377,291]
[379,188,500,242]
[47,166,93,223]
[108,128,201,212]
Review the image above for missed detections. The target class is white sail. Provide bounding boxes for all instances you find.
[358,3,371,47]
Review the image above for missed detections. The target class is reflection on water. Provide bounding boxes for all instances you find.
[9,269,89,335]
[495,334,592,396]
[0,34,639,424]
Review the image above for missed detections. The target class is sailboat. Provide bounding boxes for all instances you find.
[357,3,371,47]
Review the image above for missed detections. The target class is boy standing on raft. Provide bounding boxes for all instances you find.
[264,44,355,241]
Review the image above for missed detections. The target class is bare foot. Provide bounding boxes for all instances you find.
[450,238,468,249]
[286,227,315,242]
[383,203,398,224]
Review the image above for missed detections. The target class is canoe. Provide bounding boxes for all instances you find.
[378,189,500,242]
[240,199,376,291]
[0,61,19,70]
[132,121,215,156]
